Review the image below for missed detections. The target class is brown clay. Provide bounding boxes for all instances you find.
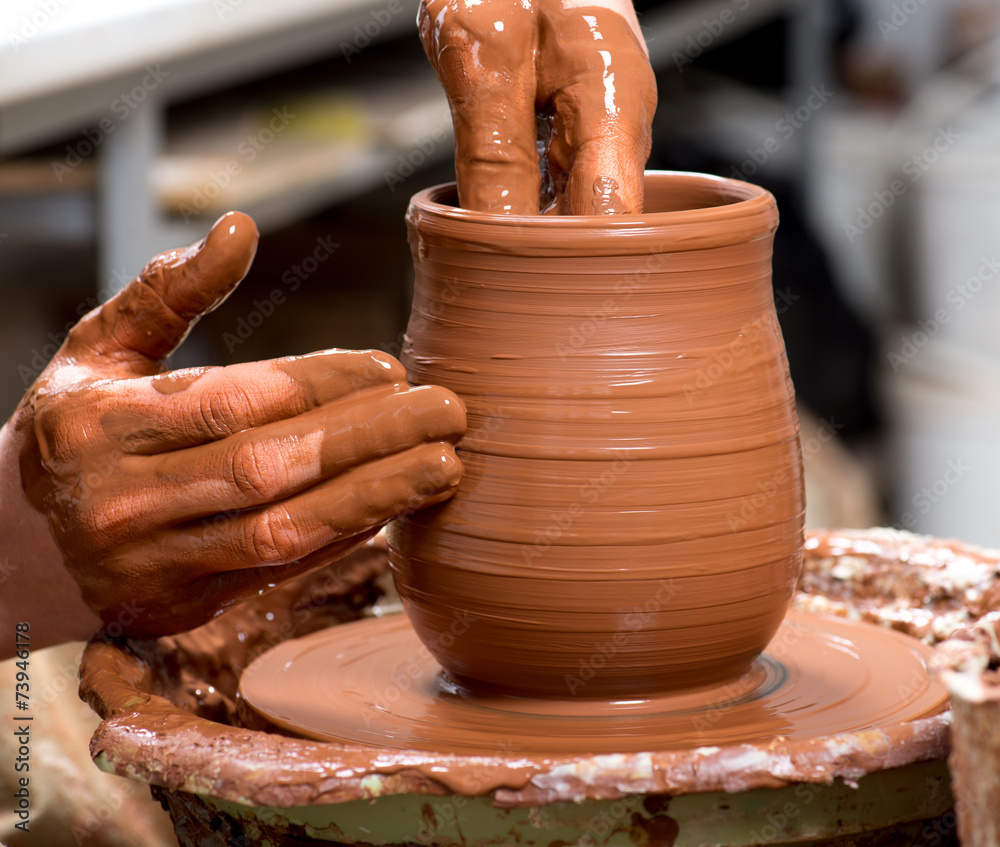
[932,608,1000,842]
[801,528,1000,641]
[80,529,966,808]
[239,608,948,755]
[419,0,656,214]
[2,212,466,646]
[388,172,805,697]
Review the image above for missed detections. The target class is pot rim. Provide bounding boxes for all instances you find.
[406,171,778,256]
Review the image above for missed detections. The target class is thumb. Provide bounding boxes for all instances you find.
[67,211,258,372]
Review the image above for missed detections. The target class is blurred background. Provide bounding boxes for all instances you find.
[1,0,1000,548]
[2,2,1000,843]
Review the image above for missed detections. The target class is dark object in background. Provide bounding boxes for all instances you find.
[655,126,882,444]
[645,0,879,444]
[767,179,881,442]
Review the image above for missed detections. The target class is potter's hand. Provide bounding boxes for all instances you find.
[420,0,656,215]
[1,212,465,646]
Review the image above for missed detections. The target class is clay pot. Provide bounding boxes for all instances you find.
[82,529,963,845]
[388,171,804,697]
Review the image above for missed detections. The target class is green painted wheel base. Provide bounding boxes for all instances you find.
[153,759,953,847]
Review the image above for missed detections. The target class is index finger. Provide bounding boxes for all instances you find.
[98,349,407,454]
[421,0,541,214]
[66,211,258,374]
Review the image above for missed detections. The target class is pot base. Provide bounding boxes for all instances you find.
[239,610,947,756]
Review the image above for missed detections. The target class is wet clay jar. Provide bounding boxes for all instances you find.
[388,171,805,698]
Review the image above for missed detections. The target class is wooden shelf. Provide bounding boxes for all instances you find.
[153,73,451,233]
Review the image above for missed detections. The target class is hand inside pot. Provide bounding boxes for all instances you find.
[419,0,657,215]
[0,212,466,652]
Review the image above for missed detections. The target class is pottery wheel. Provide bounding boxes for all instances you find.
[239,610,947,755]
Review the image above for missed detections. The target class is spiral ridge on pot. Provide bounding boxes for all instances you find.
[389,172,805,697]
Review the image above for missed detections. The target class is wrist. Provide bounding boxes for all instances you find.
[0,420,101,659]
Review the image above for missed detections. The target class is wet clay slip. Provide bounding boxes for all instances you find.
[240,608,946,755]
[88,530,960,801]
[388,172,805,697]
[419,1,656,215]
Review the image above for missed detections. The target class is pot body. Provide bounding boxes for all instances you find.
[389,171,804,697]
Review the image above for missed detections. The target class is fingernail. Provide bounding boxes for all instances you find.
[420,446,463,494]
[211,210,259,243]
[592,176,626,215]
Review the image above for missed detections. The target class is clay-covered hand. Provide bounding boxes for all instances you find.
[419,0,656,215]
[2,212,465,643]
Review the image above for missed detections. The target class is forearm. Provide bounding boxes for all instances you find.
[0,422,101,660]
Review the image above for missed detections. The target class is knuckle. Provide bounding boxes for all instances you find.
[419,384,451,403]
[247,508,299,564]
[32,399,60,452]
[229,440,285,501]
[362,349,405,381]
[76,495,128,547]
[63,320,89,353]
[424,443,462,488]
[200,386,251,438]
[418,385,467,427]
[35,396,86,468]
[140,253,167,288]
[430,384,462,408]
[342,350,404,395]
